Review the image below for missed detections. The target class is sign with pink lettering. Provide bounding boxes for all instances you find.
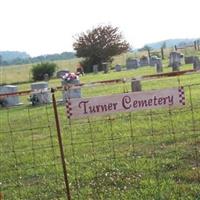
[66,87,185,119]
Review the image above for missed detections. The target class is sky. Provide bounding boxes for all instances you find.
[0,0,199,57]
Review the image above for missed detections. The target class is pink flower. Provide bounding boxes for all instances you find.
[62,72,79,82]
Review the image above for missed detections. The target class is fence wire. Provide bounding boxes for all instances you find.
[0,78,200,199]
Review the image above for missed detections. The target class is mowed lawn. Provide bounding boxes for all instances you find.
[0,63,200,199]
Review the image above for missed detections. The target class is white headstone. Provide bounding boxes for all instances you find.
[0,85,20,106]
[62,79,81,101]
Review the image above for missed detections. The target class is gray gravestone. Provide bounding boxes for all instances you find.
[131,78,142,92]
[93,65,98,74]
[126,59,139,70]
[150,56,163,72]
[185,56,195,64]
[115,64,122,72]
[43,73,49,81]
[62,79,81,101]
[169,52,183,71]
[156,61,163,73]
[140,57,149,67]
[102,62,109,73]
[150,56,161,66]
[193,56,200,70]
[0,85,20,107]
[31,82,50,105]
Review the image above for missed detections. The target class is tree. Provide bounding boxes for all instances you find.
[73,25,130,72]
[32,62,57,81]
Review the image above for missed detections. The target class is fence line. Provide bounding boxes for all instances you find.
[0,69,199,99]
[0,78,200,199]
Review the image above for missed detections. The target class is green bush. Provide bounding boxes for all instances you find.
[32,62,57,81]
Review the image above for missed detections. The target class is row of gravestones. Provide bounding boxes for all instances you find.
[0,81,81,107]
[169,52,200,71]
[1,52,200,107]
[93,56,163,73]
[0,79,143,107]
[126,56,163,72]
[93,52,200,74]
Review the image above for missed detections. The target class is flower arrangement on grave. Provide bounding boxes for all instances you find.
[62,72,79,84]
[61,72,81,99]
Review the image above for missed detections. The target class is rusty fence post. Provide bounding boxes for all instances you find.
[0,192,3,200]
[51,89,71,200]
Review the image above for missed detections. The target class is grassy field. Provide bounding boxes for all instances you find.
[1,58,200,199]
[0,58,82,84]
[0,46,199,85]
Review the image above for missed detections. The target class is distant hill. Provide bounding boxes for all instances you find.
[144,38,199,49]
[0,51,30,61]
[0,51,76,66]
[31,52,76,63]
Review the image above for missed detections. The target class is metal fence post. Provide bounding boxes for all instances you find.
[51,89,71,200]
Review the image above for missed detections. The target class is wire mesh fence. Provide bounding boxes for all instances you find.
[0,104,67,199]
[0,77,200,199]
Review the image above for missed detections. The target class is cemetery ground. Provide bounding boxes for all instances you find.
[1,62,200,199]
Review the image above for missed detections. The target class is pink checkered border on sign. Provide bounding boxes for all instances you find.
[178,86,185,105]
[66,100,72,119]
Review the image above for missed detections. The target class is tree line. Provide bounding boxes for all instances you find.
[0,51,75,66]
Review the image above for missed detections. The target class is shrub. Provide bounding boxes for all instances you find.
[32,62,57,81]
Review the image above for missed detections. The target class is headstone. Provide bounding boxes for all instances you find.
[56,70,70,78]
[139,56,149,67]
[102,62,109,73]
[156,61,163,73]
[115,64,122,72]
[150,56,160,66]
[150,56,163,72]
[126,59,139,70]
[180,53,184,64]
[185,56,195,64]
[30,82,50,105]
[193,56,200,70]
[43,73,49,81]
[93,65,98,74]
[0,85,20,107]
[131,78,142,92]
[169,52,183,71]
[62,79,81,101]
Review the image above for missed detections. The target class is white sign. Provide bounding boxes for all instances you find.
[66,87,185,119]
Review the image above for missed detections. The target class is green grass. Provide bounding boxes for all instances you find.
[0,58,81,84]
[1,62,200,199]
[1,46,199,85]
